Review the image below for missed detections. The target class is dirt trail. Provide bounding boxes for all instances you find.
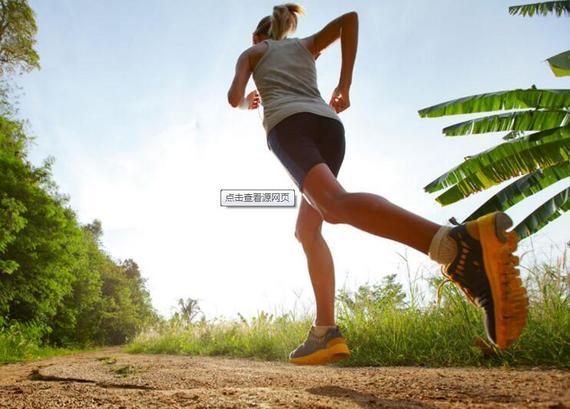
[0,347,568,408]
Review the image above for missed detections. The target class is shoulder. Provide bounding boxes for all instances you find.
[241,42,270,72]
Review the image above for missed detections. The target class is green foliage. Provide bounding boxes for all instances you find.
[499,247,570,365]
[0,0,157,361]
[127,311,311,362]
[418,89,570,118]
[418,3,569,238]
[547,50,570,77]
[442,110,569,137]
[0,113,80,325]
[0,112,158,356]
[514,188,570,238]
[508,1,570,17]
[172,297,202,325]
[0,321,95,363]
[424,126,570,198]
[0,195,25,274]
[0,321,49,362]
[96,258,157,345]
[336,274,406,316]
[465,163,570,222]
[0,0,40,76]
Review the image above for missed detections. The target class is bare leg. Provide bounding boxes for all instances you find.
[297,164,529,352]
[302,163,440,255]
[295,196,335,326]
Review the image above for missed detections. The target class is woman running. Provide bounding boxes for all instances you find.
[227,4,528,365]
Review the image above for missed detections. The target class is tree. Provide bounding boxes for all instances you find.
[174,298,202,325]
[336,274,407,318]
[0,0,40,76]
[0,112,157,346]
[0,1,158,347]
[84,219,103,243]
[0,113,82,330]
[418,3,569,239]
[96,256,157,345]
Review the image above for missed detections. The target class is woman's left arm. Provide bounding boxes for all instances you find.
[228,50,255,109]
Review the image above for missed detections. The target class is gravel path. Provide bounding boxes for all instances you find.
[0,347,568,408]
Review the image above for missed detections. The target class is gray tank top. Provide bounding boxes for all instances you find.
[252,37,342,135]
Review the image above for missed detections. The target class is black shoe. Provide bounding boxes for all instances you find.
[442,212,528,350]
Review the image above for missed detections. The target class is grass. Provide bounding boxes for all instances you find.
[0,322,101,365]
[97,356,118,365]
[0,322,99,365]
[126,247,570,368]
[112,364,136,377]
[127,312,313,362]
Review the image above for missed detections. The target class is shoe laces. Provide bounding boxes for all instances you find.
[436,216,478,307]
[298,329,322,347]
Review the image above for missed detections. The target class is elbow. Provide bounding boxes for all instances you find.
[227,92,240,108]
[343,11,358,24]
[339,11,358,35]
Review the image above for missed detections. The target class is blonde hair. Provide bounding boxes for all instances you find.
[266,3,304,40]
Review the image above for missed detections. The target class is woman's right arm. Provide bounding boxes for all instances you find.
[303,11,359,113]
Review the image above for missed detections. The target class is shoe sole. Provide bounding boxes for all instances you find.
[288,339,351,365]
[477,211,529,350]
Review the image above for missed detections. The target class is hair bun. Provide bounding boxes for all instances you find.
[286,3,305,16]
[273,3,304,16]
[270,3,304,40]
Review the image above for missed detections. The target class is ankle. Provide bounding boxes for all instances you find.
[428,226,457,265]
[312,324,337,337]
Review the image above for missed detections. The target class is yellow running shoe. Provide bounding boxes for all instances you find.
[288,326,351,365]
[444,212,528,350]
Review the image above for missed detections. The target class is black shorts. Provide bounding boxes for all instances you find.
[267,112,346,192]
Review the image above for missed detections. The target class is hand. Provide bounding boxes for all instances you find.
[329,85,350,113]
[242,90,261,110]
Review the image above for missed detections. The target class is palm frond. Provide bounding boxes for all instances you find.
[547,50,570,77]
[509,1,570,17]
[435,141,569,205]
[514,187,570,239]
[418,89,570,118]
[425,126,570,194]
[443,109,569,136]
[463,161,570,221]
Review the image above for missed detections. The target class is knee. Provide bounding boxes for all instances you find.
[295,224,321,248]
[321,209,343,225]
[317,193,348,225]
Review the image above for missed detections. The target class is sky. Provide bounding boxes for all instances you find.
[14,1,570,320]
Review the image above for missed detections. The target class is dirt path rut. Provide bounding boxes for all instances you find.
[0,347,568,408]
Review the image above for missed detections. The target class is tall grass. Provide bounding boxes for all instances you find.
[127,312,313,361]
[0,322,88,364]
[127,248,569,368]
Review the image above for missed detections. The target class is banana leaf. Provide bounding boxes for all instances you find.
[509,1,570,17]
[514,187,570,239]
[547,50,570,77]
[443,109,569,136]
[418,89,570,118]
[435,139,569,204]
[425,126,570,193]
[463,161,570,221]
